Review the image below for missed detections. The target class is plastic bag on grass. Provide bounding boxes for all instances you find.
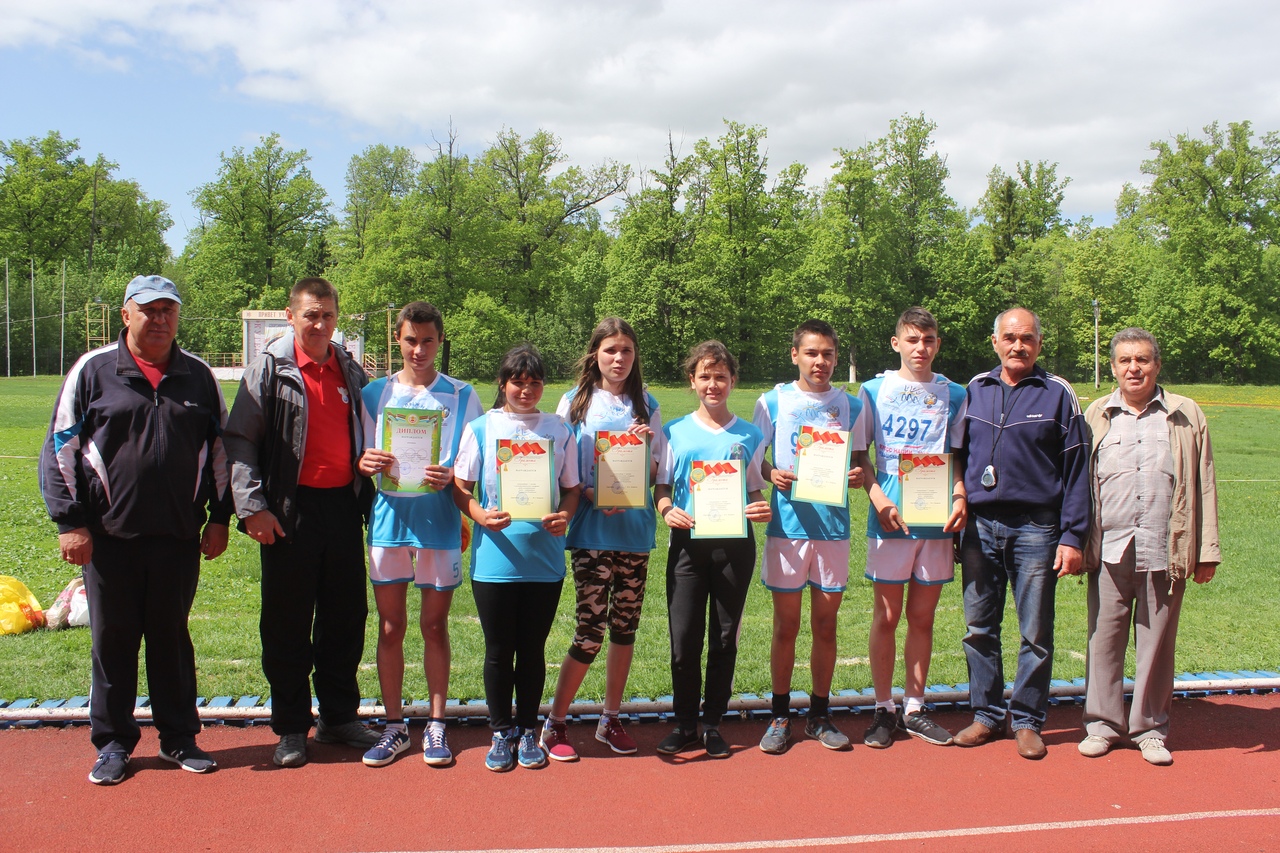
[68,583,89,627]
[0,576,45,635]
[45,576,85,630]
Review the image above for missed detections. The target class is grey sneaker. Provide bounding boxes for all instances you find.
[804,715,852,750]
[863,707,897,749]
[159,743,218,773]
[273,733,308,767]
[759,717,791,754]
[898,709,954,746]
[88,751,130,785]
[315,718,380,748]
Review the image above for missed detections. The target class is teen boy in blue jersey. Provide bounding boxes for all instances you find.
[855,308,968,749]
[752,320,867,754]
[356,302,482,767]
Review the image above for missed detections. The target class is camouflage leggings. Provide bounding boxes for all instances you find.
[567,549,650,663]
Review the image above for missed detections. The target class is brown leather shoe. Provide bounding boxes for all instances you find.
[1014,728,1047,760]
[954,719,1004,747]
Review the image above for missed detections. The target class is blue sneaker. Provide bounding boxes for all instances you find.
[516,728,547,768]
[88,751,130,785]
[422,725,453,766]
[485,729,517,772]
[362,728,411,767]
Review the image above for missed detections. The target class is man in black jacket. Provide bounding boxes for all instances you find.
[41,275,232,785]
[224,277,377,768]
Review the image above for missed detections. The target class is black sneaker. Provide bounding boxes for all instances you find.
[702,727,730,759]
[159,743,218,773]
[898,709,954,746]
[656,727,700,755]
[863,707,896,749]
[88,751,130,785]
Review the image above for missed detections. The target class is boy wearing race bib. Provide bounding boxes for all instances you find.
[752,320,867,755]
[856,307,968,749]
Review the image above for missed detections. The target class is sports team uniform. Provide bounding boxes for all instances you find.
[752,383,867,592]
[362,374,482,589]
[455,408,579,733]
[557,387,664,663]
[858,371,967,584]
[658,413,768,731]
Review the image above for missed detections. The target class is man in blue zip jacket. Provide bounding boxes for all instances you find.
[955,307,1089,759]
[41,275,232,785]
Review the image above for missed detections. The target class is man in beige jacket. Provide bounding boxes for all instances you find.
[1079,327,1221,766]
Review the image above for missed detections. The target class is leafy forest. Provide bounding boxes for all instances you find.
[2,115,1278,383]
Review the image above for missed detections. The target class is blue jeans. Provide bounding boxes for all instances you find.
[959,510,1060,732]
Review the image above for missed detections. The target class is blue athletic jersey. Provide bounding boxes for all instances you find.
[752,383,867,541]
[362,374,483,549]
[658,413,767,517]
[858,371,967,540]
[455,409,579,582]
[557,387,664,553]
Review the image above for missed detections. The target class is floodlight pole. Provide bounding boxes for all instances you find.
[1093,299,1100,390]
[4,258,9,378]
[60,260,66,374]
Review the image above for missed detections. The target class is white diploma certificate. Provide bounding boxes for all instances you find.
[497,438,555,521]
[593,430,651,509]
[380,408,442,493]
[690,460,748,539]
[790,425,851,507]
[898,452,953,528]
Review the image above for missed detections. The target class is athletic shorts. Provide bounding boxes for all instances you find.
[864,537,954,585]
[762,537,851,593]
[368,545,463,590]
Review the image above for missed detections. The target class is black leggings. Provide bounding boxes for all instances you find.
[472,579,564,730]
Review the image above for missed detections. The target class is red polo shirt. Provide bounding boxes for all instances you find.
[295,341,354,488]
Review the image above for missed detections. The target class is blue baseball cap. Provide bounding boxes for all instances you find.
[123,275,182,306]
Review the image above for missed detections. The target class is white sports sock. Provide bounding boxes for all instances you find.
[904,697,925,716]
[876,699,897,713]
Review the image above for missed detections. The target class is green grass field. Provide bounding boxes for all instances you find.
[1,374,1277,705]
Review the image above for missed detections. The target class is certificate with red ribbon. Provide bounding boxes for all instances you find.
[496,438,555,521]
[690,460,748,539]
[791,426,851,507]
[593,430,651,509]
[898,452,952,528]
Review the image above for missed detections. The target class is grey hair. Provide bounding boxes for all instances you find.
[1109,327,1161,362]
[993,307,1041,337]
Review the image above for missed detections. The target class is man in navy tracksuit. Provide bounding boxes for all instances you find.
[954,307,1090,760]
[41,275,232,785]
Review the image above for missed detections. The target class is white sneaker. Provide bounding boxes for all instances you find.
[1078,735,1112,758]
[1138,737,1172,766]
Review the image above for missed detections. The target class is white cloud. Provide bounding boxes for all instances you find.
[6,0,1280,222]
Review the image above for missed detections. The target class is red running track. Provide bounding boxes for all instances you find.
[2,693,1277,852]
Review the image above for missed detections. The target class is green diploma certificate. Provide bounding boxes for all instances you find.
[690,460,748,539]
[593,430,651,510]
[380,408,442,493]
[898,452,953,528]
[497,438,555,521]
[790,425,851,507]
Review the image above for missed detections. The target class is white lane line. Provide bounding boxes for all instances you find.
[378,808,1280,853]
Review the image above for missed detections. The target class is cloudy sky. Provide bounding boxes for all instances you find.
[3,0,1278,250]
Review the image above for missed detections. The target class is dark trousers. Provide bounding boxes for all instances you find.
[83,533,201,754]
[666,529,756,729]
[260,486,368,735]
[471,579,564,730]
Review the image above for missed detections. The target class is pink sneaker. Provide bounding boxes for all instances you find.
[595,716,638,755]
[540,720,579,762]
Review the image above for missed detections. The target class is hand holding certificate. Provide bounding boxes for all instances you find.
[593,430,651,509]
[791,426,852,507]
[380,408,443,493]
[497,438,555,521]
[897,452,953,528]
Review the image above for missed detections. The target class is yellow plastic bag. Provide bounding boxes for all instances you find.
[0,576,45,635]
